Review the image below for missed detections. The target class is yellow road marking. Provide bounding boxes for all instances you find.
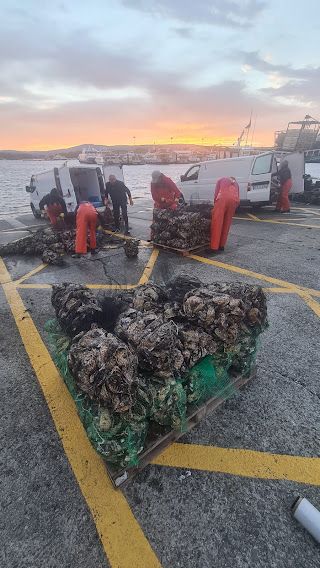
[190,255,301,291]
[104,229,151,247]
[234,217,320,229]
[0,257,162,568]
[15,262,48,285]
[190,255,320,317]
[154,443,320,487]
[16,248,159,290]
[138,248,159,285]
[295,290,320,318]
[263,286,297,294]
[247,213,261,221]
[18,283,52,289]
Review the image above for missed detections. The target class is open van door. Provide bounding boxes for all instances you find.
[103,164,124,183]
[285,151,305,194]
[248,152,274,203]
[56,165,77,211]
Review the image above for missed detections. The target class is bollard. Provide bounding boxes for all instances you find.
[292,496,320,543]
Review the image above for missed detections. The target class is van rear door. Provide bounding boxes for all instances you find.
[57,165,77,211]
[285,151,305,194]
[249,153,273,203]
[103,165,124,183]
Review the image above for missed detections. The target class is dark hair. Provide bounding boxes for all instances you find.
[50,187,59,198]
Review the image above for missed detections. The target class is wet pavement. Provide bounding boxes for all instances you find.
[1,200,320,568]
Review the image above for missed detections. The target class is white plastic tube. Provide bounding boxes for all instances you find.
[292,496,320,543]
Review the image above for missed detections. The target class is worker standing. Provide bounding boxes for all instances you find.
[73,202,98,258]
[275,160,292,213]
[150,171,183,209]
[39,188,67,226]
[105,174,133,235]
[210,177,240,252]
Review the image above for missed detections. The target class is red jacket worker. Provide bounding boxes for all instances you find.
[150,171,182,209]
[210,177,240,252]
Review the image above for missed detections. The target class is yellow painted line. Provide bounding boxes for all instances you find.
[234,217,320,229]
[247,213,261,221]
[262,286,297,294]
[291,207,320,215]
[17,249,159,290]
[0,257,161,568]
[153,443,320,487]
[190,254,320,296]
[15,262,48,285]
[138,248,159,285]
[18,283,52,289]
[295,290,320,318]
[104,229,151,247]
[190,255,301,291]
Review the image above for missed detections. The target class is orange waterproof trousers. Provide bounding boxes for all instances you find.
[75,203,98,254]
[276,179,292,212]
[210,197,238,251]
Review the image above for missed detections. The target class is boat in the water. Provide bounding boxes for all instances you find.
[78,146,104,165]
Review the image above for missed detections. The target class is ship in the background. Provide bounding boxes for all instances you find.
[275,115,320,162]
[78,146,104,165]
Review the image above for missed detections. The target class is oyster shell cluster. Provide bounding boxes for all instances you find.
[123,238,140,258]
[52,283,103,337]
[151,205,211,249]
[0,226,121,265]
[68,327,138,413]
[51,277,267,433]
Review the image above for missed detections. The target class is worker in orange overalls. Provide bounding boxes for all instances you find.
[73,202,98,257]
[210,177,240,252]
[275,160,292,213]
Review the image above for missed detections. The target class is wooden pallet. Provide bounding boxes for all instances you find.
[106,367,256,488]
[152,241,210,256]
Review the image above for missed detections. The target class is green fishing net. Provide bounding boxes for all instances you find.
[182,353,233,406]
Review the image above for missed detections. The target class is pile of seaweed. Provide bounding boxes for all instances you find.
[46,275,267,468]
[0,227,122,265]
[151,205,211,249]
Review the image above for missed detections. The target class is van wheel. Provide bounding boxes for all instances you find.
[251,204,262,212]
[31,204,41,219]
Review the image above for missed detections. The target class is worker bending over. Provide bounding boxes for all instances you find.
[73,202,98,258]
[151,171,183,209]
[275,160,292,213]
[105,174,133,235]
[39,188,67,226]
[210,177,240,252]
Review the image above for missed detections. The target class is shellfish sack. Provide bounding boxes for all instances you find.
[44,320,148,468]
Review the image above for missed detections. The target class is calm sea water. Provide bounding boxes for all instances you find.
[0,159,319,218]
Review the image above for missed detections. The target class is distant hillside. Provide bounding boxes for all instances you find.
[0,143,213,160]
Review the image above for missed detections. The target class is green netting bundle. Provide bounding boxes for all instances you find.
[183,354,234,406]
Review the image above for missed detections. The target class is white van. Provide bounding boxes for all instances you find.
[177,151,305,207]
[26,165,106,217]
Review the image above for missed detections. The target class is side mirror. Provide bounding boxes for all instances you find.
[180,175,186,182]
[26,185,33,193]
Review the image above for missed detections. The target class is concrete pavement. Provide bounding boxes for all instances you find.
[1,201,320,568]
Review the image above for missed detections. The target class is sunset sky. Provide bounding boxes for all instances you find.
[1,0,320,150]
